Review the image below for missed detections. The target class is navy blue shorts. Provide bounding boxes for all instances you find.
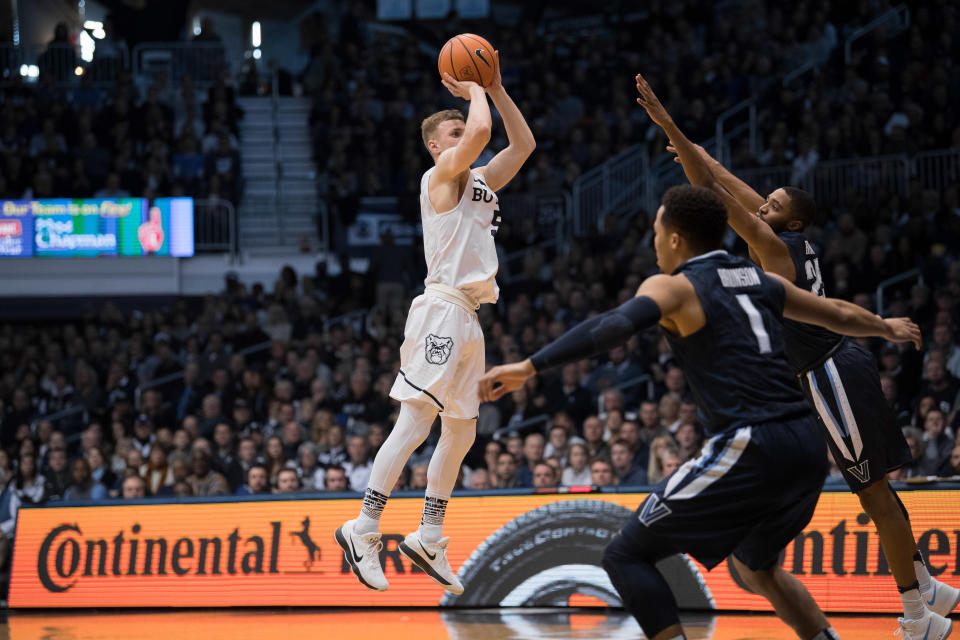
[799,340,912,492]
[619,415,827,571]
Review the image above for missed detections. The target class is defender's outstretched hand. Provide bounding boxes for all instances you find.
[635,73,672,126]
[442,73,482,101]
[478,360,535,403]
[884,318,922,350]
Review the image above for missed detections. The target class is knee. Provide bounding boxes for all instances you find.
[733,557,777,595]
[602,534,628,576]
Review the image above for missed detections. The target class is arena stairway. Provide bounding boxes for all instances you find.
[237,96,319,254]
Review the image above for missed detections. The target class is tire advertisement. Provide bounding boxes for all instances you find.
[9,490,960,611]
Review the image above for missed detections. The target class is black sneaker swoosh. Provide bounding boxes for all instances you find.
[474,49,491,67]
[349,538,364,564]
[419,540,437,561]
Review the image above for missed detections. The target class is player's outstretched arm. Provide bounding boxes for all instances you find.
[635,73,794,280]
[477,51,535,192]
[773,273,922,349]
[666,143,766,213]
[478,275,684,402]
[434,74,492,183]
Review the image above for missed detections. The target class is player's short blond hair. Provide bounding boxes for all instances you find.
[421,110,464,147]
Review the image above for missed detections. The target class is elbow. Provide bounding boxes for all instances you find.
[469,124,492,144]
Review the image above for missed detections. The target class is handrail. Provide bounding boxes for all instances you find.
[492,414,551,441]
[31,404,87,427]
[323,308,369,332]
[844,4,910,63]
[136,339,274,402]
[877,268,922,317]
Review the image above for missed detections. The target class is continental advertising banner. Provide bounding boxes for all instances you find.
[0,198,194,258]
[10,491,960,611]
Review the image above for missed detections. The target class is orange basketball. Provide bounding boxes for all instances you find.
[438,33,496,88]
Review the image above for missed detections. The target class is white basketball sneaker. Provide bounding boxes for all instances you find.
[896,608,953,640]
[924,577,960,617]
[399,531,464,595]
[335,519,388,591]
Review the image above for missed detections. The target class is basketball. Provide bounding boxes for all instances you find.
[438,33,496,87]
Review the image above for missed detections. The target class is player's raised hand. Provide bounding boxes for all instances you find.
[666,143,709,164]
[442,73,482,101]
[635,73,672,127]
[883,318,923,350]
[478,360,535,403]
[485,50,502,93]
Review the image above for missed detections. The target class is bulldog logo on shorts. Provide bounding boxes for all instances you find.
[425,334,454,365]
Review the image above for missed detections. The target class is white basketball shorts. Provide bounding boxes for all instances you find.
[389,293,484,419]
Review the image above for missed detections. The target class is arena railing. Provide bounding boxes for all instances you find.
[911,148,960,193]
[491,414,551,441]
[131,42,228,87]
[844,4,911,64]
[877,268,923,317]
[194,198,237,257]
[571,144,649,237]
[0,42,130,87]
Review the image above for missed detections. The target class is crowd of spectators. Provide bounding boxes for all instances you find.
[0,22,242,205]
[303,0,943,229]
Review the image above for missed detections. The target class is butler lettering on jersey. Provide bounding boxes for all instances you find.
[471,176,496,204]
[718,267,761,288]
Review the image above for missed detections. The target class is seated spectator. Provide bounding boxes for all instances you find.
[323,464,349,491]
[318,425,347,467]
[85,446,115,493]
[516,432,545,487]
[611,440,645,486]
[237,463,271,495]
[674,422,703,461]
[64,459,107,501]
[659,394,681,432]
[617,421,647,471]
[532,462,558,489]
[646,438,679,485]
[589,457,616,487]
[155,456,190,497]
[122,474,146,499]
[494,452,519,489]
[343,435,372,491]
[144,445,173,495]
[409,463,428,491]
[469,468,491,490]
[561,443,592,486]
[483,440,503,475]
[941,446,960,477]
[274,468,301,494]
[900,427,927,478]
[921,409,954,475]
[660,450,683,478]
[920,359,959,415]
[187,450,229,496]
[263,436,287,485]
[638,400,670,446]
[13,452,46,505]
[582,416,610,460]
[43,448,71,501]
[295,442,324,491]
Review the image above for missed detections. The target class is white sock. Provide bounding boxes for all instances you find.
[811,628,841,640]
[418,416,476,543]
[914,552,932,594]
[354,400,438,533]
[418,493,448,543]
[664,634,687,640]
[355,488,388,534]
[900,585,924,620]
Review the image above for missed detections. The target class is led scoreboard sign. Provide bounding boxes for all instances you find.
[0,198,194,258]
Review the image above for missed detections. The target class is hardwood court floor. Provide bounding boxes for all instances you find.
[2,608,939,639]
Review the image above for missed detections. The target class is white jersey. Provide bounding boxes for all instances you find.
[420,167,500,304]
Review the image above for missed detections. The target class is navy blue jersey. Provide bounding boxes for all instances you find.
[667,251,811,436]
[778,232,844,372]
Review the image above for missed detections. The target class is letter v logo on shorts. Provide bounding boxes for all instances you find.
[639,494,672,526]
[846,461,871,484]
